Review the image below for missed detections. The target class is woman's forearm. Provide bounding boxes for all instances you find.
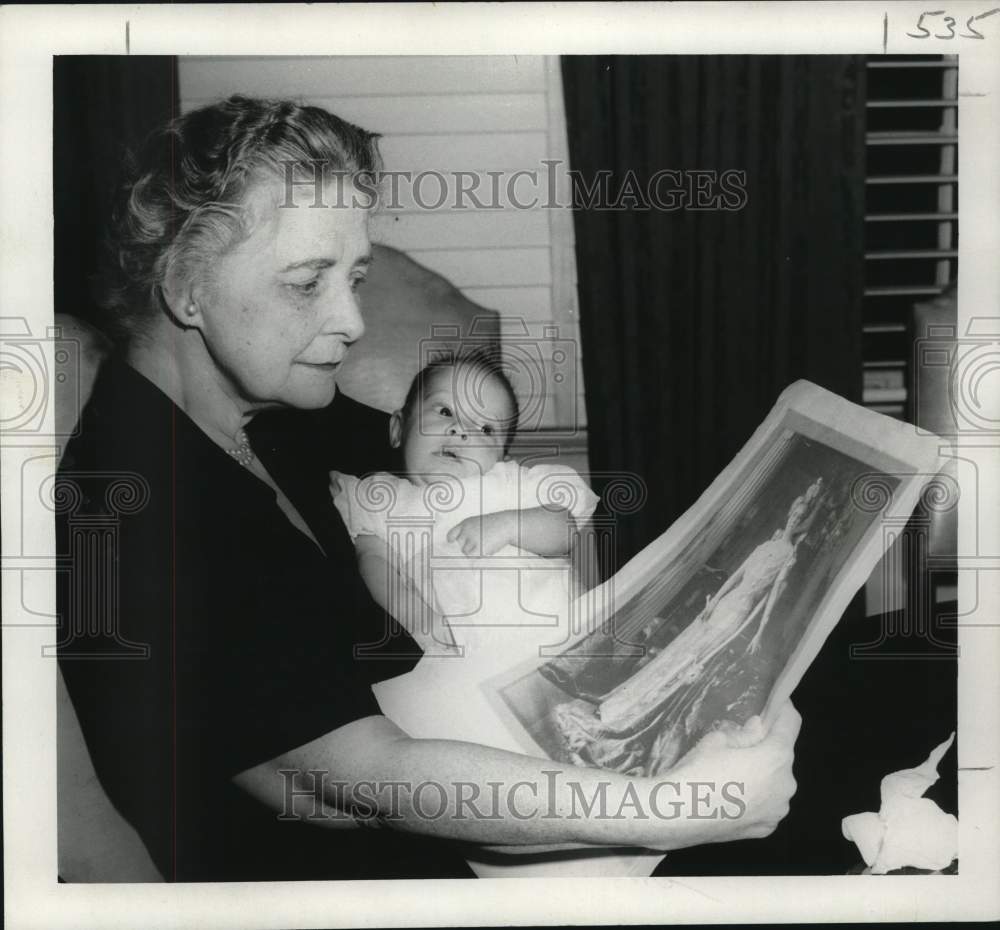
[242,722,698,849]
[340,730,710,850]
[237,708,799,852]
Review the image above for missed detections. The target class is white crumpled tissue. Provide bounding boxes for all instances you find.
[842,732,957,874]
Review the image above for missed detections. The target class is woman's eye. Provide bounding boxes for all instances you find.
[439,406,452,417]
[482,425,494,436]
[350,274,368,292]
[291,279,319,295]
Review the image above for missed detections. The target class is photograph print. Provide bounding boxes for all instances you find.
[488,382,936,778]
[4,4,996,925]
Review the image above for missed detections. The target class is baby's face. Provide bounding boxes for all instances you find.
[393,365,514,484]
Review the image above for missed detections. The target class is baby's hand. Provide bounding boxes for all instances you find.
[329,472,344,498]
[447,512,515,556]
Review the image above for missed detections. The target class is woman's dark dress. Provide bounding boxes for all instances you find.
[57,358,472,881]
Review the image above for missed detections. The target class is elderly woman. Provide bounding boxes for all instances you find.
[57,95,800,881]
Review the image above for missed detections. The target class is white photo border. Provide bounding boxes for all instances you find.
[2,3,997,927]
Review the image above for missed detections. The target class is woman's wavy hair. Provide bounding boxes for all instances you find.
[97,95,381,343]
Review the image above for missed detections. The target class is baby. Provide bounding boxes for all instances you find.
[331,352,599,659]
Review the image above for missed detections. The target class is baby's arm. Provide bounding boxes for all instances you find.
[447,506,576,558]
[355,534,457,653]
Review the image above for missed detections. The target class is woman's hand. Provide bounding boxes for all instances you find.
[662,701,800,848]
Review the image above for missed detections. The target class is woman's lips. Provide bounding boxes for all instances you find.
[296,360,341,371]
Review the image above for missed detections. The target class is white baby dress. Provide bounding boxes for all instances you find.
[332,459,599,664]
[333,461,666,877]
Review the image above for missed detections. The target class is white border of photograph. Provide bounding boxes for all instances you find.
[2,3,998,928]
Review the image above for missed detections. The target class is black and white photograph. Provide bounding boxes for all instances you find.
[1,3,998,927]
[490,397,927,780]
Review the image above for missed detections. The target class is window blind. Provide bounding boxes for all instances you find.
[863,55,958,418]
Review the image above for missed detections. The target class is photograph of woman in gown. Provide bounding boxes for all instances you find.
[494,432,903,777]
[553,478,824,775]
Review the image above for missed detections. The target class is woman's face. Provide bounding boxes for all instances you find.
[196,179,371,410]
[784,492,817,535]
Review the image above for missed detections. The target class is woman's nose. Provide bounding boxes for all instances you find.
[322,281,365,344]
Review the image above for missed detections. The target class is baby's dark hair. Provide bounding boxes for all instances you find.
[401,350,520,454]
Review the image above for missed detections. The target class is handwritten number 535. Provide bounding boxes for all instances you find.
[906,7,1000,39]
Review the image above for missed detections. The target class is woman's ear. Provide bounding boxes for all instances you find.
[160,263,204,329]
[388,410,404,449]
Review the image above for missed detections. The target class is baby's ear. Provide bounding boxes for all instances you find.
[388,410,403,448]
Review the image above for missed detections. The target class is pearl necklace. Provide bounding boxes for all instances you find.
[227,429,255,468]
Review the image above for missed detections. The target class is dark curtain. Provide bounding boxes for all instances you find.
[563,55,867,567]
[54,56,179,327]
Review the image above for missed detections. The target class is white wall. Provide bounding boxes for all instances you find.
[178,55,587,437]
